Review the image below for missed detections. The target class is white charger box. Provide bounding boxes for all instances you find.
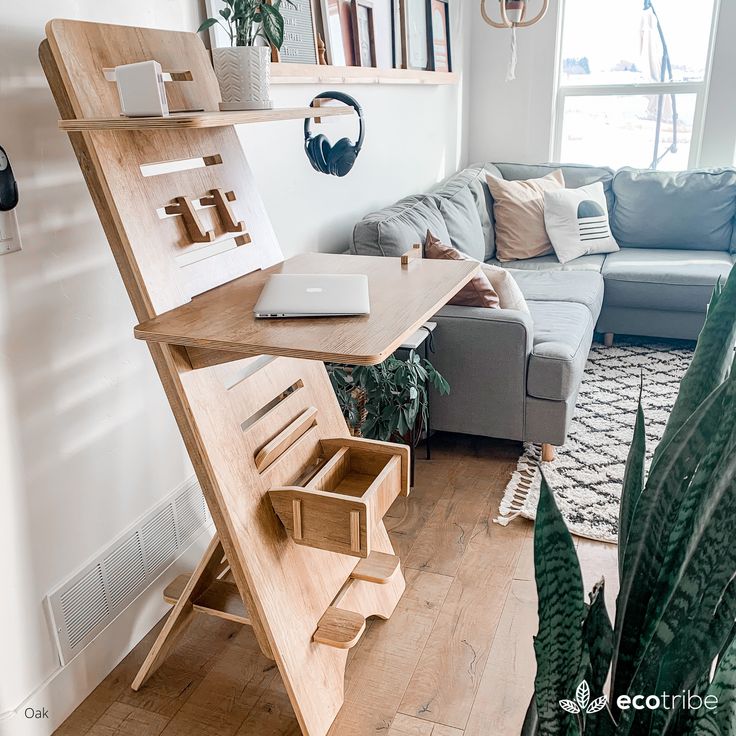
[114,60,170,117]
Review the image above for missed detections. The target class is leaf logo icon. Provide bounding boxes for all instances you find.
[559,680,608,716]
[559,699,581,714]
[576,681,590,711]
[587,696,607,714]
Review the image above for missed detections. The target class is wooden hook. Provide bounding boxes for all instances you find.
[201,188,246,234]
[164,196,215,243]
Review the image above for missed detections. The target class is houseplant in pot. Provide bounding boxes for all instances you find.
[198,0,290,111]
[327,350,449,446]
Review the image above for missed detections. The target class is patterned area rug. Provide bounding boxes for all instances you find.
[496,340,694,543]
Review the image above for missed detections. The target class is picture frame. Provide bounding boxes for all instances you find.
[320,0,355,65]
[273,0,319,64]
[401,0,429,70]
[427,0,451,72]
[204,0,233,48]
[351,0,378,67]
[391,0,404,68]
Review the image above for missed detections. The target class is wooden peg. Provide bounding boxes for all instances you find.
[201,188,246,233]
[317,34,328,65]
[164,196,215,243]
[401,243,422,267]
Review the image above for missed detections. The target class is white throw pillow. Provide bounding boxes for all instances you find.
[481,264,530,314]
[543,181,619,264]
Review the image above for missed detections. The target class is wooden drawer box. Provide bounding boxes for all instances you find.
[269,438,409,557]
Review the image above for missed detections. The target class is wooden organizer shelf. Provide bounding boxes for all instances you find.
[42,18,477,736]
[269,438,410,558]
[58,105,352,132]
[271,62,458,86]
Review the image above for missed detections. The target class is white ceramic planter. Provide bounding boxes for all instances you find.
[212,46,273,111]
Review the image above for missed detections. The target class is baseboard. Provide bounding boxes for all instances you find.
[0,526,214,736]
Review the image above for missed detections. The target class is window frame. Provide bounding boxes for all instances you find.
[550,0,722,170]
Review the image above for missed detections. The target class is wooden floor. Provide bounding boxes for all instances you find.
[55,434,619,736]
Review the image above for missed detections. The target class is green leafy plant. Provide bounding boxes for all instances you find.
[327,351,449,445]
[523,266,736,736]
[197,0,291,48]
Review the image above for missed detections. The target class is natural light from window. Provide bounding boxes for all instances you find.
[555,0,717,170]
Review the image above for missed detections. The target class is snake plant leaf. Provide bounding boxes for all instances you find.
[618,392,645,577]
[618,439,736,735]
[691,628,736,735]
[583,580,613,697]
[654,268,736,465]
[533,476,586,735]
[611,381,729,708]
[520,696,539,736]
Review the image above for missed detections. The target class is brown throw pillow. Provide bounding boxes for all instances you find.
[424,231,500,308]
[486,170,565,262]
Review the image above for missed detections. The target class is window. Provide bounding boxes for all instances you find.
[553,0,719,170]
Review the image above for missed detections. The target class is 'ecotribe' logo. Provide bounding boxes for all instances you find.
[559,680,608,717]
[559,679,720,723]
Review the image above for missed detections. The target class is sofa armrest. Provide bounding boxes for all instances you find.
[428,305,534,440]
[434,305,534,352]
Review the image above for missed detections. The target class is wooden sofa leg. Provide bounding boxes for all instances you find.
[541,443,556,462]
[603,332,614,347]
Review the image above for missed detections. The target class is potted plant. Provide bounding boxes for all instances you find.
[198,1,290,111]
[327,351,449,446]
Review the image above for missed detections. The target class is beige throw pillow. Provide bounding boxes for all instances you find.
[487,170,566,262]
[481,264,530,314]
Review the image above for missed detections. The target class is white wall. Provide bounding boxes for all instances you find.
[468,3,561,165]
[0,0,470,731]
[239,6,472,257]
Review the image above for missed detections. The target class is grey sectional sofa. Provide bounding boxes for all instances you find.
[351,162,736,447]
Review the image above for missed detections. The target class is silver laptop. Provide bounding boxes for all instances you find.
[254,273,370,318]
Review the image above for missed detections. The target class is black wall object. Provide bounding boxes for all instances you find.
[0,146,18,211]
[304,92,365,177]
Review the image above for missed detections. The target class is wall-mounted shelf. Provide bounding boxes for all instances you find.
[57,105,352,132]
[271,63,458,86]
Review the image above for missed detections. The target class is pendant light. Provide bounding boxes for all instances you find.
[480,0,550,81]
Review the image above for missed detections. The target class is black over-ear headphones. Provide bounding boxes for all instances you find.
[304,91,365,177]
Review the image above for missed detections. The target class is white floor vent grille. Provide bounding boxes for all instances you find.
[47,477,211,665]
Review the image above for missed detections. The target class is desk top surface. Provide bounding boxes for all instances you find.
[134,253,478,365]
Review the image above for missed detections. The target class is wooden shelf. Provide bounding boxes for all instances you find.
[271,62,458,86]
[57,105,353,132]
[133,253,479,366]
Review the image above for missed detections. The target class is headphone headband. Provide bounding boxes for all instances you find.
[304,91,365,154]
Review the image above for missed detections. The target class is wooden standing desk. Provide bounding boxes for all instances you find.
[41,18,478,736]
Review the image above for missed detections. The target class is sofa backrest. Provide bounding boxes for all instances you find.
[352,162,736,261]
[611,167,736,252]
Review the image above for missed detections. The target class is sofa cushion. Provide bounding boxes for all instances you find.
[611,168,736,251]
[487,170,565,261]
[493,162,616,216]
[602,249,735,312]
[434,164,501,260]
[433,184,486,261]
[486,253,606,272]
[352,195,451,257]
[527,300,595,402]
[512,269,604,320]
